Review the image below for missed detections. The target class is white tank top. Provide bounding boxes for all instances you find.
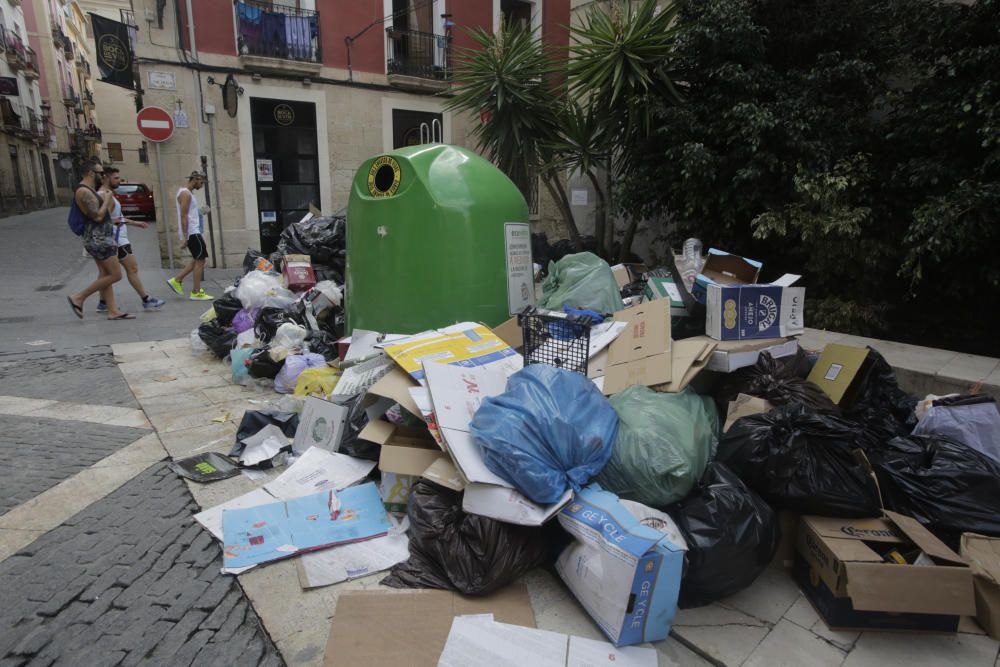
[176,187,201,240]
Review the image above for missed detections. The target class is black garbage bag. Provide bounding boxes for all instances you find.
[229,410,299,467]
[306,331,340,361]
[247,348,284,379]
[212,293,243,328]
[667,463,780,608]
[382,480,550,596]
[197,320,237,359]
[717,404,882,517]
[275,214,346,269]
[872,435,1000,543]
[242,248,273,274]
[337,394,379,461]
[311,263,344,284]
[715,351,837,414]
[844,348,917,442]
[254,306,302,344]
[532,232,552,275]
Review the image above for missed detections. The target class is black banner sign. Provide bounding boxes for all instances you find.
[90,13,134,90]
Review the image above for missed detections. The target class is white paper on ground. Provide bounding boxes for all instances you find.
[242,468,268,482]
[565,636,658,667]
[297,516,410,588]
[239,424,288,466]
[263,446,375,500]
[437,616,658,667]
[438,615,566,667]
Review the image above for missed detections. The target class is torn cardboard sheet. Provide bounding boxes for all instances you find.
[294,396,351,453]
[383,323,523,384]
[297,515,410,589]
[263,446,375,500]
[239,424,289,466]
[366,367,422,419]
[724,394,774,433]
[222,482,390,569]
[422,360,570,525]
[323,585,536,667]
[438,615,657,667]
[602,300,672,395]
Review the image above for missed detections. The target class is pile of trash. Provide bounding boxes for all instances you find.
[181,223,1000,656]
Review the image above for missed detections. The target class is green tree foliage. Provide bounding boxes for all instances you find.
[624,0,999,354]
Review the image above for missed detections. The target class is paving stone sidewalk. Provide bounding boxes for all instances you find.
[0,348,139,408]
[0,462,283,667]
[0,415,149,516]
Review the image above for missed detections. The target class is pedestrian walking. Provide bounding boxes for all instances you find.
[95,166,166,312]
[165,170,214,301]
[66,158,134,320]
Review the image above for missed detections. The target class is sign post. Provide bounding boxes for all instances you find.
[136,107,176,269]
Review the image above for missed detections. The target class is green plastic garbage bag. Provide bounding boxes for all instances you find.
[538,252,623,314]
[595,386,719,508]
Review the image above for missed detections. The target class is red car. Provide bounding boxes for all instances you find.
[114,182,156,220]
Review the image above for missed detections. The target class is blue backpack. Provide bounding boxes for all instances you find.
[67,185,93,236]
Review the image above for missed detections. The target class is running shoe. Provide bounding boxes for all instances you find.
[166,277,184,296]
[96,302,108,313]
[189,289,214,301]
[143,296,166,310]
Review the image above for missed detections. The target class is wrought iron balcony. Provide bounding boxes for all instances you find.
[386,27,451,83]
[235,1,321,65]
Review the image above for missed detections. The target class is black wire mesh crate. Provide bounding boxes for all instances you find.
[518,307,592,376]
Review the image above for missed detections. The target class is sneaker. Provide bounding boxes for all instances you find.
[142,296,166,310]
[166,277,184,296]
[96,302,108,313]
[189,289,214,301]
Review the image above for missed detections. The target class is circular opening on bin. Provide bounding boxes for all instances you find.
[367,155,401,198]
[373,164,396,193]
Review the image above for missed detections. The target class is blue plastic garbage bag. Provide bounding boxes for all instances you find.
[470,364,618,504]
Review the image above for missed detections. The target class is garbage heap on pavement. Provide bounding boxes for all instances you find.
[181,214,1000,664]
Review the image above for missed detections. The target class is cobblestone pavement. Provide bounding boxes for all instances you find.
[0,415,150,516]
[0,348,139,408]
[0,462,283,667]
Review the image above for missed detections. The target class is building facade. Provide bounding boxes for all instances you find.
[19,0,102,207]
[126,0,569,268]
[0,0,52,214]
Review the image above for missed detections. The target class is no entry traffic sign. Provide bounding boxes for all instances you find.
[136,106,175,143]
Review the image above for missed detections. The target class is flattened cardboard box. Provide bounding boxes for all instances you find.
[324,585,536,667]
[960,533,1000,640]
[602,299,672,395]
[795,512,975,632]
[807,343,874,407]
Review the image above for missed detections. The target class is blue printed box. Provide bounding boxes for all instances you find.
[705,279,806,341]
[555,485,685,647]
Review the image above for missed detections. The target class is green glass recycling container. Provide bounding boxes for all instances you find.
[345,144,533,334]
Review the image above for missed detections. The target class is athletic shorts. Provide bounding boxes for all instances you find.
[187,233,208,260]
[116,244,133,261]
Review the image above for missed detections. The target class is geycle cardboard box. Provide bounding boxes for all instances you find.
[794,512,975,632]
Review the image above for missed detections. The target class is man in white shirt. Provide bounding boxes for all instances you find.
[166,170,214,300]
[96,166,166,312]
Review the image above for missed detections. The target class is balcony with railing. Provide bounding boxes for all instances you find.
[3,30,27,70]
[62,84,78,107]
[63,38,73,60]
[385,27,451,93]
[235,0,322,75]
[23,46,38,79]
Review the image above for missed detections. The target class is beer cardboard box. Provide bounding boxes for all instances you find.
[794,512,975,632]
[705,275,805,342]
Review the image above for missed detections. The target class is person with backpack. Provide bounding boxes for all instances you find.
[94,166,166,313]
[66,158,134,320]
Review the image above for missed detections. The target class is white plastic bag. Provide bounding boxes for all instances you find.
[913,401,1000,464]
[272,322,308,351]
[235,270,297,310]
[190,328,209,353]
